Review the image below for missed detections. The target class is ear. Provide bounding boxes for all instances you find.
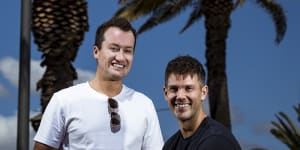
[93,46,99,59]
[163,86,168,101]
[201,85,208,101]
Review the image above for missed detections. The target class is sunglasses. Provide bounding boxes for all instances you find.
[108,98,121,133]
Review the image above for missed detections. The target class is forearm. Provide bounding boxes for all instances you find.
[33,142,57,150]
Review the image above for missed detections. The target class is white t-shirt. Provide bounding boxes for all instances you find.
[34,82,164,150]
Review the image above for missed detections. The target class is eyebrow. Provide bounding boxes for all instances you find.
[167,85,177,88]
[110,43,133,49]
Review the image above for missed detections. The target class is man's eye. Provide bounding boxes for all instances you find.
[110,47,119,51]
[186,87,193,91]
[124,49,133,54]
[169,87,177,92]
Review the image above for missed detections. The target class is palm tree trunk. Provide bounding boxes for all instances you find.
[30,55,78,131]
[203,0,233,130]
[30,0,89,131]
[37,56,77,113]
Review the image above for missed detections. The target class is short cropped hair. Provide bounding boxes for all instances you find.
[94,17,137,49]
[165,55,206,86]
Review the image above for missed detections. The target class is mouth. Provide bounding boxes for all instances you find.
[112,63,125,69]
[174,101,191,109]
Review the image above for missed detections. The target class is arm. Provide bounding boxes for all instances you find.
[33,142,57,150]
[33,93,66,149]
[142,101,164,150]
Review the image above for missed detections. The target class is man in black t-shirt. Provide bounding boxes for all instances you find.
[163,55,241,150]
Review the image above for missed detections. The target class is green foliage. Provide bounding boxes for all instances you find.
[270,104,300,150]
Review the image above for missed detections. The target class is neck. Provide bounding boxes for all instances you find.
[89,77,122,97]
[179,113,207,139]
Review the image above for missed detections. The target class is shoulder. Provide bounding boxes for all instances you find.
[53,82,89,97]
[122,84,154,104]
[200,117,241,149]
[203,117,230,133]
[120,85,158,119]
[48,82,90,105]
[57,82,88,94]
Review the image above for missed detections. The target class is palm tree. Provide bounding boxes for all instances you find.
[114,0,287,130]
[270,104,300,150]
[30,0,89,131]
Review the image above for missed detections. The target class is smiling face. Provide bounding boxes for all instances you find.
[164,73,208,122]
[94,27,135,81]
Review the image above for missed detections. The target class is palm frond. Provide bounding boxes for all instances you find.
[293,104,300,145]
[293,104,300,122]
[271,104,300,149]
[256,0,287,44]
[138,0,192,34]
[118,0,132,4]
[271,120,295,149]
[115,0,166,21]
[234,0,246,9]
[276,113,298,146]
[271,116,295,147]
[279,112,300,138]
[180,0,204,33]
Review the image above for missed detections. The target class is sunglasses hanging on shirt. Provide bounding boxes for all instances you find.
[108,98,121,133]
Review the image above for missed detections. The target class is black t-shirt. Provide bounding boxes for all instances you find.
[163,117,241,150]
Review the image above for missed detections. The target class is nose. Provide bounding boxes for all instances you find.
[115,51,125,61]
[176,89,186,99]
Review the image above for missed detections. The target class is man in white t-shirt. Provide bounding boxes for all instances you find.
[33,17,164,150]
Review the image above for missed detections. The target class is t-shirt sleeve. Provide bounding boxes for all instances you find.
[33,93,66,149]
[141,100,164,150]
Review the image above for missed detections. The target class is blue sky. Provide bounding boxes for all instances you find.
[0,1,299,149]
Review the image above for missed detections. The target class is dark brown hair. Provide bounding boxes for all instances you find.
[94,17,137,49]
[165,55,206,86]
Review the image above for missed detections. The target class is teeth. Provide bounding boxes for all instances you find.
[113,64,124,68]
[175,104,189,108]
